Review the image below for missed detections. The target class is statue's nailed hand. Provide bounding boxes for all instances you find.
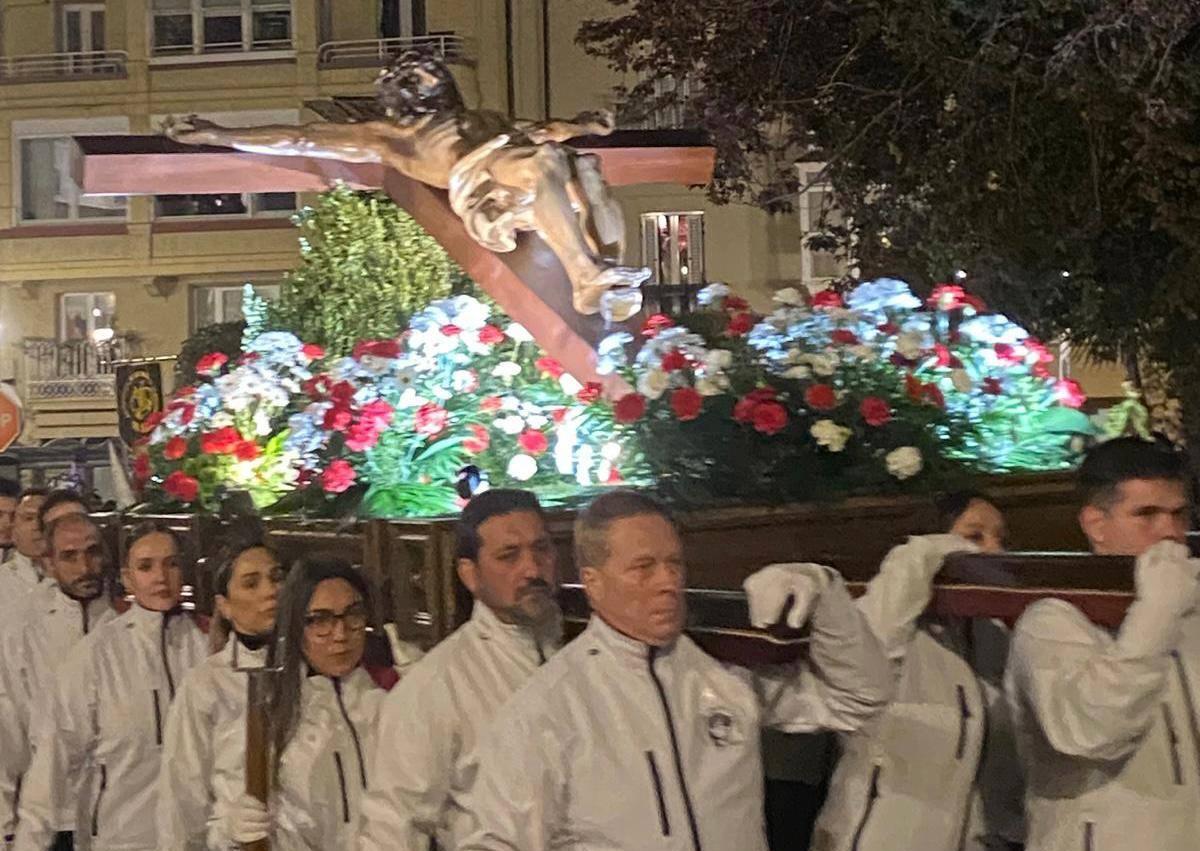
[575,109,616,136]
[161,114,219,141]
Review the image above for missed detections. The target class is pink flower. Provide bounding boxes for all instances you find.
[301,343,325,361]
[360,399,394,429]
[535,357,565,379]
[641,314,674,338]
[414,402,449,438]
[195,352,228,376]
[1055,378,1086,409]
[478,325,505,345]
[464,424,490,454]
[163,471,199,503]
[518,429,549,455]
[576,382,603,404]
[321,459,356,494]
[441,324,462,337]
[344,420,381,452]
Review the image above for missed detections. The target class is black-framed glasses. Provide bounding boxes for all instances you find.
[304,603,368,638]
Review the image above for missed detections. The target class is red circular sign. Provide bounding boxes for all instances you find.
[0,384,23,452]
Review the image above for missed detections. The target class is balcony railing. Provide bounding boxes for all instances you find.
[316,34,469,68]
[21,336,136,381]
[0,51,128,83]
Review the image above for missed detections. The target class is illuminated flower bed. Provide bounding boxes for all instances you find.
[137,280,1090,516]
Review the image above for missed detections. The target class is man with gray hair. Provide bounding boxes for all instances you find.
[0,513,115,849]
[457,490,892,851]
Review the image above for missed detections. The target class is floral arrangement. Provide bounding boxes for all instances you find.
[595,278,1091,505]
[136,296,640,516]
[137,278,1088,517]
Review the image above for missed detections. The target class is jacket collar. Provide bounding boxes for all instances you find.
[470,599,561,662]
[122,602,179,636]
[37,580,110,620]
[584,613,678,668]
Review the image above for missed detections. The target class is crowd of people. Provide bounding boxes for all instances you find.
[0,435,1196,850]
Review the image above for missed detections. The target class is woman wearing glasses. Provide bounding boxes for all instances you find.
[220,557,399,850]
[157,533,285,851]
[13,522,209,851]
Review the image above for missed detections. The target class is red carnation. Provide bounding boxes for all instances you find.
[725,312,755,337]
[831,329,859,345]
[414,402,449,438]
[301,343,325,361]
[994,343,1022,364]
[606,467,623,485]
[360,399,394,429]
[928,284,967,311]
[982,377,1003,396]
[535,357,565,379]
[923,383,946,409]
[613,393,647,423]
[733,387,779,423]
[859,396,892,427]
[518,429,549,455]
[132,454,151,483]
[878,322,900,335]
[344,420,382,452]
[890,353,915,368]
[302,375,331,400]
[441,324,462,337]
[321,459,357,494]
[641,314,674,338]
[330,381,356,404]
[933,344,962,369]
[200,427,241,455]
[163,436,188,461]
[234,440,261,462]
[163,470,199,504]
[144,410,165,431]
[464,424,491,454]
[175,403,196,426]
[905,373,924,402]
[479,396,504,413]
[576,382,603,404]
[478,324,505,345]
[724,295,750,312]
[323,405,352,433]
[804,384,837,412]
[1026,339,1054,364]
[1032,363,1051,379]
[660,349,691,372]
[1055,379,1086,409]
[752,402,789,435]
[195,352,228,376]
[352,339,402,360]
[670,387,703,421]
[811,290,843,309]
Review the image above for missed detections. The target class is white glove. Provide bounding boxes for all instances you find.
[743,563,833,630]
[225,791,271,844]
[1119,540,1200,658]
[885,534,977,583]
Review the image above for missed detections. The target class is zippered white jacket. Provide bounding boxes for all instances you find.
[457,574,891,851]
[358,601,560,851]
[0,582,115,840]
[0,553,42,624]
[814,538,1024,851]
[1006,598,1200,851]
[13,605,209,851]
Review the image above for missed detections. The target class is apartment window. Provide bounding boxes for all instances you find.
[155,192,296,218]
[640,211,705,314]
[62,4,106,53]
[151,0,292,56]
[796,163,845,287]
[19,137,127,222]
[192,283,280,330]
[60,292,116,342]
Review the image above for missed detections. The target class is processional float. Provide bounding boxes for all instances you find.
[70,49,1145,849]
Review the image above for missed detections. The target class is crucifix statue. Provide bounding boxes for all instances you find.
[164,49,649,322]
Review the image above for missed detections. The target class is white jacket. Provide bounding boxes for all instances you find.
[155,638,267,851]
[457,575,891,851]
[0,553,43,625]
[358,601,560,851]
[270,670,389,851]
[0,582,115,839]
[13,605,209,851]
[814,540,1023,851]
[1006,598,1200,851]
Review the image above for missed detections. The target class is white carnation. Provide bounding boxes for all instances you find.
[805,353,837,376]
[559,373,584,396]
[782,365,812,380]
[495,415,525,435]
[896,332,924,360]
[695,375,729,396]
[505,323,534,343]
[506,454,538,481]
[885,446,923,480]
[491,361,521,380]
[950,369,972,393]
[773,287,804,306]
[637,368,670,400]
[811,419,851,452]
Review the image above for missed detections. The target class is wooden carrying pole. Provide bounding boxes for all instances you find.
[243,669,272,851]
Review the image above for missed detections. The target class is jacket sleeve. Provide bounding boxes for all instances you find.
[454,705,565,851]
[357,672,459,851]
[12,647,95,851]
[1006,598,1171,762]
[156,674,216,851]
[0,626,30,842]
[750,573,893,733]
[855,542,939,661]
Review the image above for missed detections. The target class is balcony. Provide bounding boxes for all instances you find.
[316,33,469,69]
[0,51,128,83]
[18,336,140,440]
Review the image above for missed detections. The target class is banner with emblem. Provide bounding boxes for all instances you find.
[116,362,164,446]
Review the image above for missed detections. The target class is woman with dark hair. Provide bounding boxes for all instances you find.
[219,558,403,850]
[156,534,284,851]
[814,491,1024,851]
[13,521,208,851]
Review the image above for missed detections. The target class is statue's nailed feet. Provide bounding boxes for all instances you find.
[573,265,650,322]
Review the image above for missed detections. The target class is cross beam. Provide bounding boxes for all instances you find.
[72,131,715,394]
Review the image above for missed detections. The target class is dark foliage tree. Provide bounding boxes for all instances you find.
[580,1,1200,451]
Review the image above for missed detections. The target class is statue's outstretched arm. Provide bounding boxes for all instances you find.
[163,116,395,164]
[518,109,616,144]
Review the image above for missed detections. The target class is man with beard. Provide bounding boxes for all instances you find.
[0,513,116,850]
[359,489,562,851]
[457,490,892,851]
[0,480,19,564]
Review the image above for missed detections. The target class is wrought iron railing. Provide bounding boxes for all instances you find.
[0,50,128,82]
[316,33,469,68]
[21,336,136,381]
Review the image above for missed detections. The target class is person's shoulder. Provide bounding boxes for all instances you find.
[498,638,593,716]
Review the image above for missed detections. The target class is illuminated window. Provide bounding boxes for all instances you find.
[60,292,116,342]
[191,283,280,331]
[640,211,705,314]
[155,192,296,218]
